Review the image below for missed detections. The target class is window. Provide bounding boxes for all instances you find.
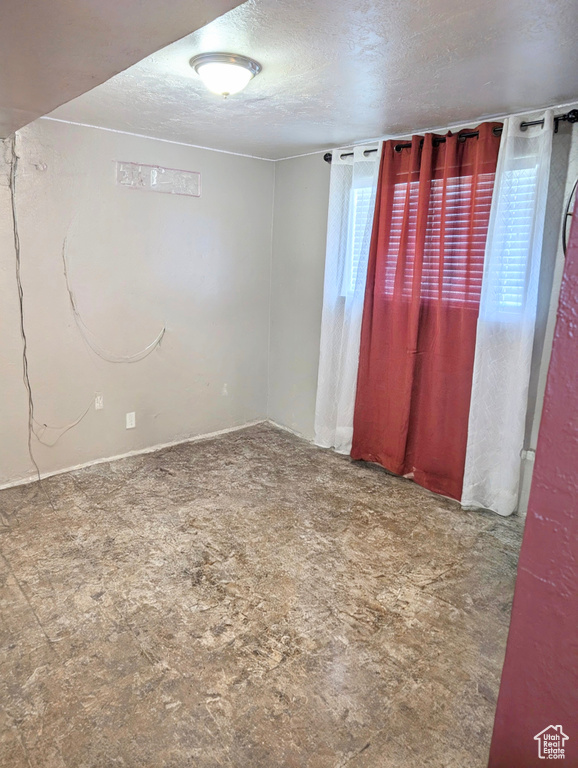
[483,164,539,316]
[337,158,534,313]
[380,172,496,307]
[342,185,373,295]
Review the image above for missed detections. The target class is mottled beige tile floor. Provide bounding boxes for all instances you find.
[0,423,522,768]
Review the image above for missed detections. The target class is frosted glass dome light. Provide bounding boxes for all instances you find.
[190,53,261,97]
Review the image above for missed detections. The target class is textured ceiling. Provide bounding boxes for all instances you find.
[49,0,578,160]
[0,0,244,138]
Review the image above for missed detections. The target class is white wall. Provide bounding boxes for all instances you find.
[0,120,274,485]
[268,153,330,439]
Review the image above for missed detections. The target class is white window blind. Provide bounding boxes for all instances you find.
[380,172,496,306]
[482,164,539,316]
[342,186,373,295]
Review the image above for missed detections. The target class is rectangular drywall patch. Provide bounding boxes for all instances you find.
[116,161,201,197]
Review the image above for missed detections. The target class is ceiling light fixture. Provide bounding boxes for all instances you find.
[189,53,261,97]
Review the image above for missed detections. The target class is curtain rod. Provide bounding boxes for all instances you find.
[323,109,578,163]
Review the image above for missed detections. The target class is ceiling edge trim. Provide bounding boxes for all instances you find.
[274,148,330,162]
[37,96,578,164]
[276,97,578,162]
[39,117,276,161]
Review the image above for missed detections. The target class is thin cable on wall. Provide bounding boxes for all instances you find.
[7,132,163,492]
[62,237,165,364]
[562,176,577,256]
[8,136,56,500]
[9,137,92,463]
[9,137,39,475]
[32,397,94,448]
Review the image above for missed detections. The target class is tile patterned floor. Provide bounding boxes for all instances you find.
[0,423,522,767]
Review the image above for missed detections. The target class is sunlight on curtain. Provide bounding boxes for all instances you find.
[462,111,554,516]
[314,145,380,453]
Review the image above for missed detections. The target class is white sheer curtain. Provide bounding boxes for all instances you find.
[463,111,554,516]
[314,145,380,453]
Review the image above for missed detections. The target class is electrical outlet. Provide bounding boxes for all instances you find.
[94,394,104,410]
[126,412,136,429]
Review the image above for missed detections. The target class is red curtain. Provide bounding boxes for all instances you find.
[351,124,501,500]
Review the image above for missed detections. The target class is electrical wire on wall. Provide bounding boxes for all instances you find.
[562,176,578,256]
[62,237,166,363]
[7,129,167,496]
[8,135,56,501]
[32,399,94,448]
[7,136,95,501]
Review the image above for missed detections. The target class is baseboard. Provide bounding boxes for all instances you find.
[0,419,266,491]
[266,419,310,441]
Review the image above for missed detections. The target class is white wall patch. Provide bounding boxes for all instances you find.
[116,161,201,197]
